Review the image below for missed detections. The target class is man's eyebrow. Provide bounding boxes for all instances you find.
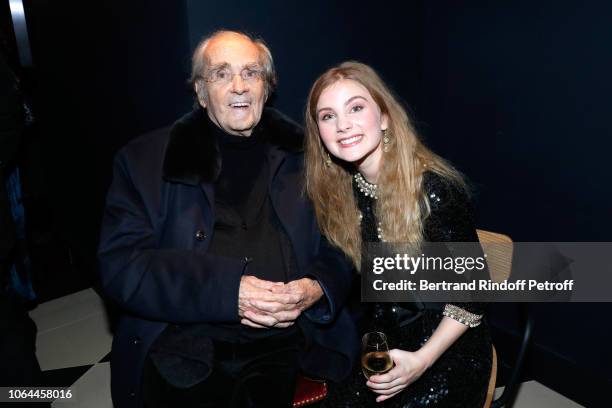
[243,62,262,69]
[207,62,230,71]
[316,95,367,115]
[208,62,261,71]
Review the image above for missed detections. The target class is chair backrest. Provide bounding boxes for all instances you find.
[476,229,513,283]
[482,345,498,408]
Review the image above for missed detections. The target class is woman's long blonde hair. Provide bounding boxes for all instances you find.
[305,61,465,269]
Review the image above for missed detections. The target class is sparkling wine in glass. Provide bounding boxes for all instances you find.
[361,331,393,379]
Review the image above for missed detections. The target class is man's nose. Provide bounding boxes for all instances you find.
[231,74,248,94]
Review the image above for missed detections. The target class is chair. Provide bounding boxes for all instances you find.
[483,346,498,408]
[476,230,513,282]
[292,376,327,407]
[476,229,534,408]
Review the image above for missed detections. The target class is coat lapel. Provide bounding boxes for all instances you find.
[268,147,314,273]
[162,108,220,186]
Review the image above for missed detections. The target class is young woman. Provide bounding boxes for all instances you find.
[305,61,492,407]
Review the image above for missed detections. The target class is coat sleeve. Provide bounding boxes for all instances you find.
[300,234,353,324]
[425,174,487,320]
[98,150,247,324]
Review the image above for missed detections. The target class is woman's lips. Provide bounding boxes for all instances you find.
[338,134,363,147]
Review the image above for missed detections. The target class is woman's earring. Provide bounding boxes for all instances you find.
[382,129,391,152]
[325,152,332,167]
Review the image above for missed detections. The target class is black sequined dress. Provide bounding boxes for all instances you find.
[323,172,492,408]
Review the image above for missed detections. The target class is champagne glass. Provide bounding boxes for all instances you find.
[361,331,393,379]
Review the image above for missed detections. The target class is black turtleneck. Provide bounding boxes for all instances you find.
[207,125,289,287]
[213,128,268,223]
[201,124,296,341]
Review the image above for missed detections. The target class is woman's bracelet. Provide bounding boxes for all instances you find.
[442,304,483,328]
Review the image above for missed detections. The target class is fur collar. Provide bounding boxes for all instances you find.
[163,107,303,185]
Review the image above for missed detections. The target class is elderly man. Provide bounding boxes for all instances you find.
[98,31,356,407]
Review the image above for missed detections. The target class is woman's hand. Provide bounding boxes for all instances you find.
[366,317,471,402]
[366,349,431,403]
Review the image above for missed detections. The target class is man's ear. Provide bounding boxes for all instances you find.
[195,82,207,108]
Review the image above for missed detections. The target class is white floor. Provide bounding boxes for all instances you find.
[493,383,583,408]
[29,289,584,408]
[29,288,113,371]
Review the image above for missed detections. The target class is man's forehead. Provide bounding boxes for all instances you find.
[204,35,261,67]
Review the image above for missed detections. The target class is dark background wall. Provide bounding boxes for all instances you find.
[10,0,193,292]
[418,3,612,406]
[420,1,611,242]
[6,0,610,405]
[185,0,425,123]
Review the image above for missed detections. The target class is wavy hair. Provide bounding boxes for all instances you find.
[305,61,465,268]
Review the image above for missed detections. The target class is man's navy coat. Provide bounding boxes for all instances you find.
[98,108,358,407]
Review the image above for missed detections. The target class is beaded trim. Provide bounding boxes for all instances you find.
[358,213,386,242]
[292,382,327,407]
[442,304,482,328]
[354,172,378,199]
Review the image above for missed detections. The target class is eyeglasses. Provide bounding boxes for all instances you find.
[203,66,265,85]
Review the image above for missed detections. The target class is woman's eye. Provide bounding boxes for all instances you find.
[320,113,334,121]
[351,104,364,113]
